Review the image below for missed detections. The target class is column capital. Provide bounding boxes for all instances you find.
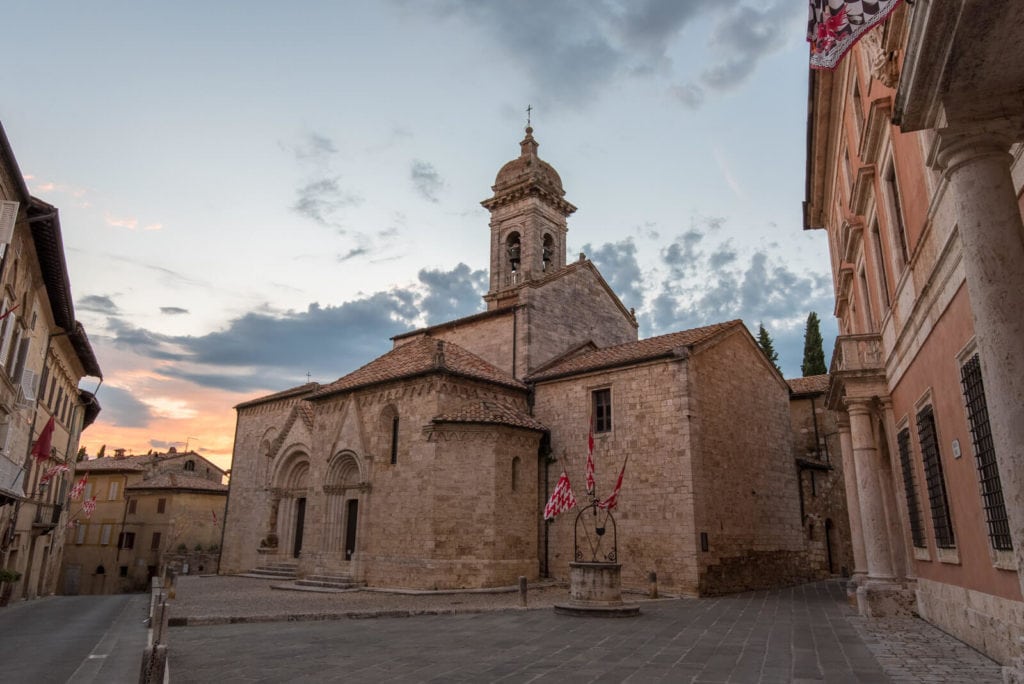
[931,125,1020,178]
[844,397,874,417]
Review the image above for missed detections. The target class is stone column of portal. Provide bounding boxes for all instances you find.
[938,130,1024,598]
[837,416,868,580]
[880,398,915,581]
[846,399,895,582]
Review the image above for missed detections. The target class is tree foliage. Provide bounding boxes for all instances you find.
[801,312,828,376]
[756,322,782,374]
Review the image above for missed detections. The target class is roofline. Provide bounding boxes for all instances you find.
[0,120,31,202]
[502,260,637,329]
[234,382,320,410]
[126,484,228,494]
[428,418,546,433]
[391,305,520,342]
[311,366,527,402]
[529,320,743,384]
[789,387,828,399]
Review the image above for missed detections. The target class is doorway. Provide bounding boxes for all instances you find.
[293,497,306,558]
[344,499,358,560]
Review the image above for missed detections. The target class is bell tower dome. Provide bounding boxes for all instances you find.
[481,126,576,309]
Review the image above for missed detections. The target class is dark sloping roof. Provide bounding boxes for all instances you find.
[391,305,517,342]
[235,382,320,410]
[528,320,742,382]
[432,400,547,432]
[126,472,227,493]
[312,337,525,399]
[787,374,830,396]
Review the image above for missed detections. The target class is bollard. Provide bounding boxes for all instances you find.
[647,571,658,599]
[518,576,528,607]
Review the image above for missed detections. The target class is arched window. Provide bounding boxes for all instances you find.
[511,456,521,492]
[542,234,554,272]
[506,232,521,272]
[380,406,399,465]
[390,416,399,465]
[184,460,195,471]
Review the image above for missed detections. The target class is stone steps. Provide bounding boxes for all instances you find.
[294,574,362,589]
[240,561,300,580]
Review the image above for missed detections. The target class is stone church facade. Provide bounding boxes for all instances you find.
[220,127,848,595]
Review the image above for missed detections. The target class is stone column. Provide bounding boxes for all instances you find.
[938,131,1024,593]
[881,399,916,580]
[846,400,894,581]
[836,416,868,579]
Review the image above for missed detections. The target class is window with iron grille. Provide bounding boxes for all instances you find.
[917,405,955,548]
[896,428,926,548]
[593,389,612,433]
[960,354,1013,550]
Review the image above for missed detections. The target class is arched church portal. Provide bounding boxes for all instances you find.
[325,451,365,562]
[271,451,311,559]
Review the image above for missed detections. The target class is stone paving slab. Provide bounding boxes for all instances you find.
[167,578,1004,683]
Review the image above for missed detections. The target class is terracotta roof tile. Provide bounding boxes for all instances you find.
[312,337,526,398]
[529,320,742,382]
[432,400,547,432]
[787,374,830,396]
[75,457,147,472]
[235,382,320,409]
[126,472,228,493]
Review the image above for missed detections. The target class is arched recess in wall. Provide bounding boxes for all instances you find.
[259,426,278,484]
[325,450,365,556]
[379,405,400,465]
[269,447,311,558]
[505,230,522,278]
[542,233,554,272]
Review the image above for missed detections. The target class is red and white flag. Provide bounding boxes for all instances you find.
[596,457,628,511]
[808,0,904,70]
[69,474,88,500]
[585,420,595,496]
[543,470,577,521]
[40,462,69,484]
[82,496,97,519]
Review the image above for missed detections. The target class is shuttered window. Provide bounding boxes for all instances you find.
[917,406,955,548]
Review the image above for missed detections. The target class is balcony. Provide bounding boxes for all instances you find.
[827,333,888,409]
[32,503,62,530]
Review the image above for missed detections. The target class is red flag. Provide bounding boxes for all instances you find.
[40,462,69,484]
[808,0,905,70]
[543,470,577,521]
[69,473,88,500]
[585,420,595,496]
[596,457,628,511]
[31,417,56,462]
[82,496,97,519]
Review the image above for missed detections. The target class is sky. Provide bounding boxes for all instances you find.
[1,1,837,470]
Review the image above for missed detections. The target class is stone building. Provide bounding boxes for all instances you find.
[59,449,226,594]
[0,121,102,603]
[804,2,1024,674]
[221,126,849,595]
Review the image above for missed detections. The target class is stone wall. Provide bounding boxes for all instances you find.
[917,577,1024,666]
[533,359,700,595]
[688,328,812,594]
[520,262,637,374]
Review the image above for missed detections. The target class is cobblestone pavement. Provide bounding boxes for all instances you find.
[168,577,1004,683]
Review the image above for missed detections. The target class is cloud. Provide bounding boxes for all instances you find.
[105,214,138,230]
[410,160,444,203]
[78,295,119,315]
[581,239,645,311]
[410,0,793,109]
[160,306,189,315]
[338,247,369,262]
[290,131,339,162]
[417,263,487,325]
[96,385,156,428]
[292,176,363,227]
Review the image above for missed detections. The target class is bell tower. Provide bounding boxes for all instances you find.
[481,126,576,309]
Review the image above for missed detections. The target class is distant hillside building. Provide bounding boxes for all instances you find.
[221,127,850,595]
[59,449,226,594]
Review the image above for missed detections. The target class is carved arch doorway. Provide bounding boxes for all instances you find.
[325,451,366,563]
[272,452,310,561]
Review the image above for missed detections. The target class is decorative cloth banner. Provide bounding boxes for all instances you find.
[808,0,904,70]
[31,416,56,462]
[543,470,578,521]
[585,422,595,497]
[69,474,88,500]
[40,462,69,484]
[596,456,628,511]
[82,496,97,519]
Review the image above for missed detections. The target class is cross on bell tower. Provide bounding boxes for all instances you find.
[481,124,577,309]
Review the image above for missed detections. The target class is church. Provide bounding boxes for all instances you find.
[219,127,845,595]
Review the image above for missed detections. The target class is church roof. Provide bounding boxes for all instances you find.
[75,457,148,472]
[787,374,830,397]
[481,126,576,216]
[312,336,526,399]
[235,382,320,409]
[528,320,743,382]
[391,305,518,342]
[127,472,228,493]
[432,399,546,432]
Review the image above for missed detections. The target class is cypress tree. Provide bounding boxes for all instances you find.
[756,322,782,374]
[801,312,828,376]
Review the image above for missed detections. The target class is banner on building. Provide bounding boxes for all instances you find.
[808,0,904,70]
[543,470,577,521]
